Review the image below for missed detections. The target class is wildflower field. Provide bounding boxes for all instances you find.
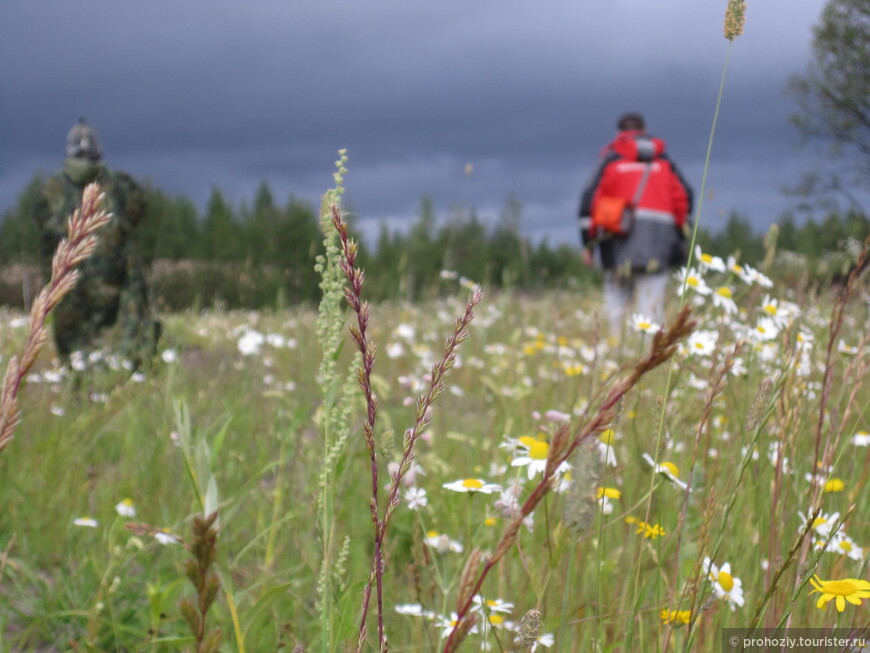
[1,205,868,651]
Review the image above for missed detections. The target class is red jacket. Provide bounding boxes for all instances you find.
[579,130,693,271]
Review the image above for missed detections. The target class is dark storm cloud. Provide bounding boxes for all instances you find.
[0,1,836,247]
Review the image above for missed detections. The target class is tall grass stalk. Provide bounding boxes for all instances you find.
[637,3,746,647]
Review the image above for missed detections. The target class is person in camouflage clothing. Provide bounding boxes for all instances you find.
[33,118,160,369]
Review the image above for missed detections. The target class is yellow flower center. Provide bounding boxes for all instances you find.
[529,441,550,460]
[701,253,713,264]
[694,341,706,349]
[488,614,504,626]
[661,461,680,478]
[812,517,827,529]
[763,304,777,315]
[484,517,498,527]
[599,429,615,446]
[718,571,735,592]
[518,435,539,448]
[756,325,767,334]
[687,276,700,287]
[638,321,652,330]
[121,499,133,506]
[426,530,439,538]
[731,263,744,274]
[462,479,483,490]
[839,540,852,552]
[716,286,732,298]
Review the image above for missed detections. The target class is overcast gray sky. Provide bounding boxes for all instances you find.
[0,1,838,245]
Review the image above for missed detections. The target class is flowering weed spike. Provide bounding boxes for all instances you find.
[724,0,746,41]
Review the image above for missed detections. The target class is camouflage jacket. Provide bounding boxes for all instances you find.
[32,161,145,286]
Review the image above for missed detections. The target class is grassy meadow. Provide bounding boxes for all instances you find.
[1,232,868,651]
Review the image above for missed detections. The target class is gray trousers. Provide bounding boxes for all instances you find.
[602,269,670,335]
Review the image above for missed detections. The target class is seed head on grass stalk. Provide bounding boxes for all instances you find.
[724,0,746,41]
[179,510,223,653]
[0,183,111,453]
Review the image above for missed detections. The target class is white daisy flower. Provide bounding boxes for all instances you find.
[115,498,136,517]
[741,264,773,288]
[73,517,98,528]
[510,437,569,480]
[686,330,718,356]
[154,529,180,545]
[597,429,618,467]
[631,313,660,334]
[395,603,434,617]
[799,510,841,539]
[529,633,555,651]
[472,595,515,614]
[712,286,737,314]
[641,453,689,491]
[443,478,502,494]
[425,531,464,554]
[597,487,621,515]
[750,317,779,342]
[837,339,858,355]
[702,558,745,611]
[237,329,265,356]
[815,530,864,561]
[394,323,416,340]
[438,612,478,638]
[675,267,712,296]
[695,246,726,273]
[385,342,405,358]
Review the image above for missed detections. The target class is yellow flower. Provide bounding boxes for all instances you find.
[625,516,665,539]
[809,575,870,612]
[596,486,621,500]
[659,609,691,626]
[823,478,845,493]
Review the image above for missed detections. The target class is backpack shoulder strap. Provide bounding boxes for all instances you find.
[630,163,652,208]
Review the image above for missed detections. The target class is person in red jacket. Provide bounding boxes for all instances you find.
[579,113,693,334]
